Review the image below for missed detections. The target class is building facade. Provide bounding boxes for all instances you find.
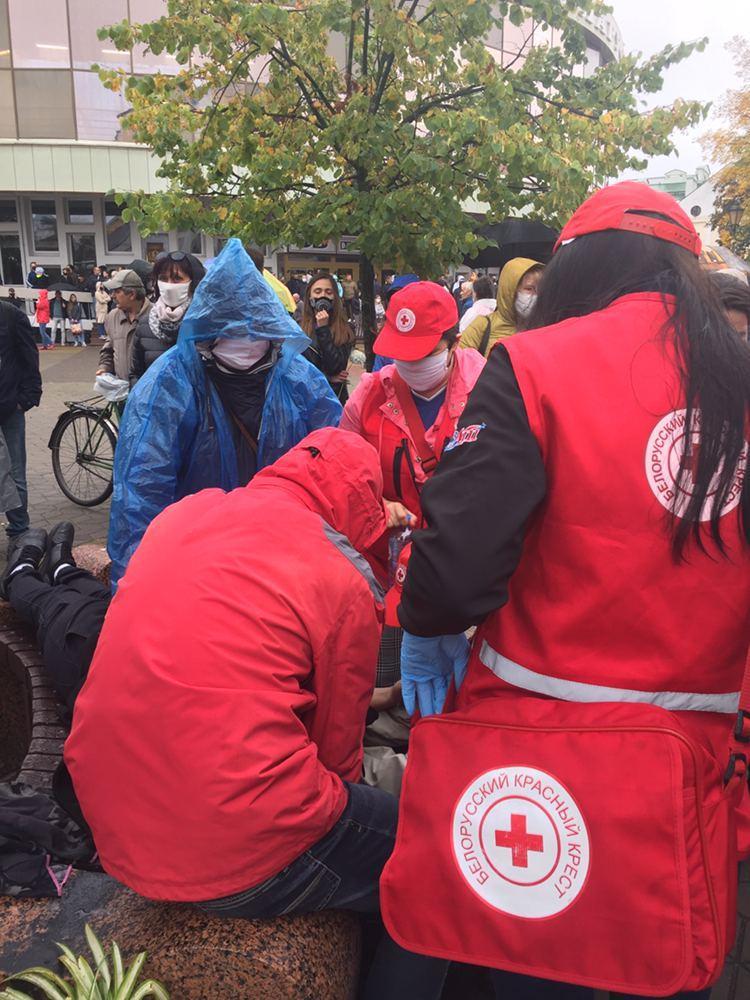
[0,1,623,286]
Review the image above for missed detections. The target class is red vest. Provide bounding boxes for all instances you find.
[358,369,464,520]
[459,294,749,815]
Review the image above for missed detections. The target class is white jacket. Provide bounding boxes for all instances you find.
[459,297,496,333]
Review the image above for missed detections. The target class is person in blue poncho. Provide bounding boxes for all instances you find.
[107,239,343,589]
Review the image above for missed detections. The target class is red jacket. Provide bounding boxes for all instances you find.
[65,429,387,901]
[340,349,485,521]
[458,294,750,843]
[35,290,50,325]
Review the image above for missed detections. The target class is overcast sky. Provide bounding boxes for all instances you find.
[611,0,745,180]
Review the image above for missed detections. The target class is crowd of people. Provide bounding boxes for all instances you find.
[0,183,750,1000]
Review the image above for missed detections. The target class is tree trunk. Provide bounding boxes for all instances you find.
[359,252,377,372]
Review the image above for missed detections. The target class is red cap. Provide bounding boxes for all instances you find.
[554,181,701,257]
[374,281,459,362]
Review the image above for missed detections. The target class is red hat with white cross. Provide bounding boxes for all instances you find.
[374,281,459,362]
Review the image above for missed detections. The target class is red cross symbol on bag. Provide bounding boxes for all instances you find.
[494,813,545,868]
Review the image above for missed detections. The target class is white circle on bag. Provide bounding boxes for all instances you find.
[451,765,590,918]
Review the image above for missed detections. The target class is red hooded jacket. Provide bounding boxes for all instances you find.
[35,289,50,325]
[65,429,386,902]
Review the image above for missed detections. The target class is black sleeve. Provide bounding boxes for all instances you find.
[398,345,546,637]
[311,324,352,376]
[12,307,42,410]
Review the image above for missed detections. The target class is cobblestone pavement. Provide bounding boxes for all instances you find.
[2,344,111,563]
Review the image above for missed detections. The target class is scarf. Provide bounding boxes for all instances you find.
[148,296,191,342]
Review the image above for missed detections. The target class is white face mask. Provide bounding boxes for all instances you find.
[212,338,271,370]
[515,290,537,319]
[158,280,191,308]
[395,350,450,395]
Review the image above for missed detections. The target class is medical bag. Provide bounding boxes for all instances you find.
[381,683,749,995]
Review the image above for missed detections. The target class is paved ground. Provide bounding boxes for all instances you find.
[4,344,111,560]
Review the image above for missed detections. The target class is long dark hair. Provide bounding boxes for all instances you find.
[530,228,750,559]
[301,272,353,347]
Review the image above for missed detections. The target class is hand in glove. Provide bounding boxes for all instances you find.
[400,631,471,717]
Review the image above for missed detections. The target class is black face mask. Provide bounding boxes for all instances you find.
[311,297,333,314]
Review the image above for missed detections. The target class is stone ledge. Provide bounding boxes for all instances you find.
[0,871,361,1000]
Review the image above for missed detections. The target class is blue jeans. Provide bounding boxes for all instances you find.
[38,323,52,347]
[199,781,398,918]
[2,409,29,536]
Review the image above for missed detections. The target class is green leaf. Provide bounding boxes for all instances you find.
[84,927,111,993]
[0,988,35,1000]
[114,953,147,1000]
[129,982,170,1000]
[8,972,70,1000]
[111,943,124,992]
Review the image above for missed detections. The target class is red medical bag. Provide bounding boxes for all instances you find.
[381,688,749,996]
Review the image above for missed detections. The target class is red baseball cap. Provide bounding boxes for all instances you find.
[553,181,701,257]
[374,281,459,362]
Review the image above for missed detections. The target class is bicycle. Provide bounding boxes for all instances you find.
[48,396,121,507]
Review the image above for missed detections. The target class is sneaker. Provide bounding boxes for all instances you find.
[46,521,76,583]
[1,529,48,599]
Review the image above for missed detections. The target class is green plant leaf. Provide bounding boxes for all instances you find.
[111,943,124,992]
[0,988,35,1000]
[129,982,170,1000]
[8,971,70,1000]
[114,953,146,1000]
[84,927,111,993]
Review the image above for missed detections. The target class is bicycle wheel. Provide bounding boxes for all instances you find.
[50,410,116,507]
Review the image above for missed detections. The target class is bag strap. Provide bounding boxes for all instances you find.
[478,317,492,358]
[390,371,440,475]
[229,411,259,456]
[725,646,750,785]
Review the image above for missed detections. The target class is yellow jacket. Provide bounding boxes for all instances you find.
[460,257,541,357]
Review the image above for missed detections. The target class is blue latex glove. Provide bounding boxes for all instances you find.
[400,632,471,717]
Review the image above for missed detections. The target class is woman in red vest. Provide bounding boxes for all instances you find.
[340,281,484,690]
[340,280,485,531]
[371,183,750,999]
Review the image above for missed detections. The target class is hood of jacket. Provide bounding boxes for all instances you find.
[494,257,542,338]
[178,239,309,363]
[253,427,386,553]
[38,290,48,303]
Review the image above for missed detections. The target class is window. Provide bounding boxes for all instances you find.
[69,0,130,72]
[690,205,702,218]
[104,200,132,253]
[0,69,14,138]
[176,231,202,255]
[73,71,130,141]
[8,0,70,69]
[66,199,94,225]
[130,0,178,74]
[31,200,58,252]
[0,199,16,223]
[0,234,22,284]
[0,1,10,69]
[143,233,168,262]
[15,69,75,139]
[68,233,97,274]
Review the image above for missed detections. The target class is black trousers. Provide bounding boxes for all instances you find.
[7,567,110,715]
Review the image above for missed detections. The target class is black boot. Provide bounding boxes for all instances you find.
[1,529,48,599]
[46,522,76,584]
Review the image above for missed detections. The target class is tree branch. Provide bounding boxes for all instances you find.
[403,84,486,124]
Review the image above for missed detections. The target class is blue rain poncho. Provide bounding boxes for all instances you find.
[107,240,342,588]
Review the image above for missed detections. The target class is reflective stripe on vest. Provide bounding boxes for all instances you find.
[479,640,740,714]
[322,521,385,604]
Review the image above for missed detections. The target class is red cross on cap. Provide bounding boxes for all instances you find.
[373,280,459,362]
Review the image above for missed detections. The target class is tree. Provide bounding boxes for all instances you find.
[99,0,707,365]
[704,37,750,258]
